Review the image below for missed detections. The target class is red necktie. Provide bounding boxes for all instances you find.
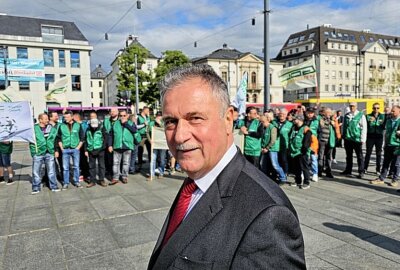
[162,178,197,247]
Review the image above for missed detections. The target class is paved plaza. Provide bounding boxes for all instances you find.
[0,144,399,269]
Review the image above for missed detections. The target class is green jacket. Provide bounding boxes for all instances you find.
[289,125,309,157]
[0,142,13,154]
[137,114,150,138]
[85,127,106,152]
[307,118,319,136]
[344,112,364,142]
[244,119,262,156]
[103,117,118,134]
[274,120,293,151]
[262,124,280,152]
[111,120,136,150]
[29,124,58,156]
[366,113,385,136]
[385,117,400,147]
[58,122,82,149]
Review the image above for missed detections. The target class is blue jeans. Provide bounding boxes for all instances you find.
[32,153,58,191]
[310,153,318,175]
[129,145,138,173]
[269,152,287,182]
[151,149,167,177]
[113,150,131,180]
[0,153,11,167]
[62,148,80,185]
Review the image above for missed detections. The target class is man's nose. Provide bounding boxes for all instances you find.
[174,119,191,144]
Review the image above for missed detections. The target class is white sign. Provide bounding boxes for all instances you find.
[0,101,35,143]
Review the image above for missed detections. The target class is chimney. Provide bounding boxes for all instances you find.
[97,64,102,68]
[223,43,228,49]
[126,35,134,47]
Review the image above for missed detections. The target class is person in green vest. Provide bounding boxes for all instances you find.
[370,105,400,187]
[364,102,386,175]
[56,111,84,189]
[305,107,320,182]
[341,102,367,178]
[108,110,137,185]
[103,107,119,178]
[49,111,63,183]
[84,112,108,188]
[0,141,14,185]
[289,114,312,189]
[260,113,288,185]
[317,107,338,179]
[136,106,151,171]
[74,113,89,182]
[240,106,263,168]
[273,108,293,175]
[29,113,60,194]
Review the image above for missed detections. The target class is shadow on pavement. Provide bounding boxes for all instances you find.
[327,176,399,196]
[323,222,400,255]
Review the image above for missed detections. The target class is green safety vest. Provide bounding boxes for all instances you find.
[308,119,319,136]
[366,113,385,135]
[60,122,81,149]
[0,142,13,154]
[262,124,280,152]
[289,126,307,157]
[345,112,364,142]
[137,115,150,138]
[29,124,58,156]
[244,119,262,156]
[385,117,400,147]
[103,117,117,133]
[328,125,336,148]
[274,120,293,151]
[86,128,104,152]
[112,120,134,150]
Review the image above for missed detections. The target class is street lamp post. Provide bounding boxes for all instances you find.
[1,46,8,89]
[263,0,270,112]
[134,54,139,115]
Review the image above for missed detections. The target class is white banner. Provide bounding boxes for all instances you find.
[0,101,35,143]
[151,126,169,150]
[278,57,317,91]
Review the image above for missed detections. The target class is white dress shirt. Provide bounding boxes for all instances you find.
[184,143,237,218]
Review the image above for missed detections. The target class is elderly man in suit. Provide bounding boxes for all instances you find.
[147,65,306,270]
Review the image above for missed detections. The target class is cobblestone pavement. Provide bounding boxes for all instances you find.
[0,144,399,269]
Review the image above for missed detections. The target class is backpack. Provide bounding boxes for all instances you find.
[304,126,319,154]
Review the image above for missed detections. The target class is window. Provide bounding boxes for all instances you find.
[283,51,287,56]
[345,85,349,92]
[251,72,257,88]
[352,85,355,92]
[343,33,348,40]
[369,37,374,42]
[99,92,103,99]
[17,47,28,59]
[147,63,153,70]
[332,56,336,65]
[360,35,366,43]
[99,81,102,87]
[70,51,80,68]
[71,75,81,91]
[46,102,60,108]
[43,49,54,67]
[252,94,257,103]
[246,94,249,102]
[331,71,336,79]
[345,72,349,79]
[345,57,350,65]
[221,71,227,83]
[305,45,309,51]
[338,44,341,50]
[60,74,66,78]
[339,71,343,79]
[331,43,335,49]
[289,49,292,54]
[293,37,299,43]
[19,81,29,91]
[325,56,329,64]
[325,85,329,92]
[352,58,356,66]
[45,74,55,91]
[296,48,299,53]
[332,85,336,92]
[41,25,64,43]
[68,102,82,107]
[97,72,102,77]
[90,81,93,87]
[59,50,65,67]
[339,57,343,65]
[325,71,329,79]
[0,47,8,58]
[339,84,343,91]
[299,35,305,42]
[344,44,348,50]
[309,32,315,39]
[91,92,93,98]
[100,102,103,107]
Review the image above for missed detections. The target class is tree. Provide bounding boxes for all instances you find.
[147,50,190,108]
[116,44,151,106]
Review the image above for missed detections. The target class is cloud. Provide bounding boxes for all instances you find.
[1,0,400,72]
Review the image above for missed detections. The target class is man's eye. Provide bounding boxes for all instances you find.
[164,119,177,127]
[190,117,203,123]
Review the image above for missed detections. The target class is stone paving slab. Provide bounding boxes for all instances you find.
[53,199,101,226]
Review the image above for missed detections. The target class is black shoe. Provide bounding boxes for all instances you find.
[340,170,351,175]
[6,178,14,185]
[318,172,322,177]
[301,184,310,190]
[357,173,364,179]
[326,173,334,178]
[0,177,5,184]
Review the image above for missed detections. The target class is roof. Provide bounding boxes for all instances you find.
[128,39,157,59]
[0,14,87,41]
[110,37,158,66]
[275,25,400,60]
[91,65,107,79]
[192,45,243,62]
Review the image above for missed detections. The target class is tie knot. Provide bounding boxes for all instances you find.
[183,177,197,194]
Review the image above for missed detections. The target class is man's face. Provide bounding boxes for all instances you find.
[325,109,332,118]
[248,109,258,120]
[90,113,97,120]
[64,113,72,123]
[163,77,232,179]
[306,111,314,120]
[391,107,400,118]
[50,112,59,122]
[143,108,149,116]
[350,104,357,113]
[110,108,118,118]
[372,104,380,114]
[39,115,49,125]
[278,111,287,122]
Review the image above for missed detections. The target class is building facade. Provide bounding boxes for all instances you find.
[90,64,107,107]
[192,44,284,105]
[0,14,92,114]
[105,35,158,106]
[276,24,400,106]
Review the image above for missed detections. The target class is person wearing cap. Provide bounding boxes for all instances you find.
[289,114,312,189]
[341,102,367,178]
[273,108,293,175]
[84,112,108,188]
[364,102,386,175]
[240,106,263,167]
[305,107,320,182]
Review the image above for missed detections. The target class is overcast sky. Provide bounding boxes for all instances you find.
[2,0,400,71]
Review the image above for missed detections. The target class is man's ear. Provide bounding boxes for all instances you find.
[225,107,234,134]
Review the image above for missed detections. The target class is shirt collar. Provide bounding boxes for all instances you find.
[194,143,237,193]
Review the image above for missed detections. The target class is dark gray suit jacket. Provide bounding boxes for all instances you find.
[148,150,306,270]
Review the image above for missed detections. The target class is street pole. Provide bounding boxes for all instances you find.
[135,53,139,115]
[2,46,8,89]
[355,56,358,99]
[264,0,270,112]
[227,60,231,96]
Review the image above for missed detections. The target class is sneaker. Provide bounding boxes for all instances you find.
[6,178,14,185]
[75,183,83,188]
[157,174,164,179]
[121,178,128,184]
[340,170,351,175]
[311,174,319,182]
[301,184,311,190]
[62,184,69,190]
[51,188,61,192]
[86,183,96,188]
[31,190,40,195]
[370,179,384,185]
[99,180,107,187]
[0,177,5,184]
[326,173,334,179]
[289,182,298,187]
[389,180,398,187]
[357,173,364,179]
[169,169,176,175]
[109,179,119,185]
[333,159,337,164]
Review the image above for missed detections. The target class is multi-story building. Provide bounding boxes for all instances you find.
[105,35,158,106]
[192,44,284,104]
[90,64,107,107]
[0,14,92,114]
[276,24,400,106]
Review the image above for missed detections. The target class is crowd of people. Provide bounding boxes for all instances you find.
[0,106,179,194]
[234,102,400,191]
[1,101,399,194]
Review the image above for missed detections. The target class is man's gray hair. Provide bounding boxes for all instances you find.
[159,64,230,117]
